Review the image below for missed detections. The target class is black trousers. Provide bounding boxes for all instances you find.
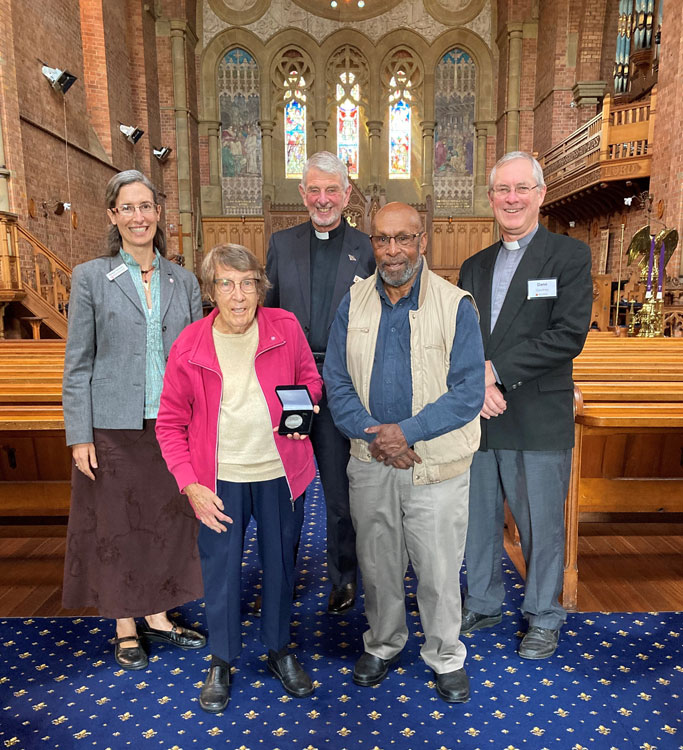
[310,391,357,588]
[198,477,303,664]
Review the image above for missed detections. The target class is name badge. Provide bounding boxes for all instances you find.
[106,263,128,281]
[527,278,557,299]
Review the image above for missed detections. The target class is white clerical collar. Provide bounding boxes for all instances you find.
[314,230,329,240]
[501,239,520,250]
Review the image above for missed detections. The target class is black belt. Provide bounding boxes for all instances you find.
[312,352,326,364]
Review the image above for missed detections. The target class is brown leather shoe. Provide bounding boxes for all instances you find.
[327,582,356,614]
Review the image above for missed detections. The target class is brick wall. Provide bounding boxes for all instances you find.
[649,0,683,279]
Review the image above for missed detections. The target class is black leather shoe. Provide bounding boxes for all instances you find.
[352,652,400,687]
[460,607,502,634]
[435,668,470,703]
[328,583,356,615]
[113,634,148,670]
[267,652,315,698]
[139,620,206,650]
[199,665,230,713]
[518,626,560,659]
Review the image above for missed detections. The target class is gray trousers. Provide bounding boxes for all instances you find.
[464,448,571,630]
[347,456,470,674]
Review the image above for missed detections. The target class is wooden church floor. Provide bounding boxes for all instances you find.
[0,523,682,618]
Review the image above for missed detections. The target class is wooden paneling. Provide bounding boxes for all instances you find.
[429,217,495,283]
[203,215,495,285]
[202,218,267,265]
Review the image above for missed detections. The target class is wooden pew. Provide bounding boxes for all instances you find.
[0,342,71,534]
[562,337,683,610]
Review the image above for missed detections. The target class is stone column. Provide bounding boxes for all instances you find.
[366,120,383,190]
[259,119,275,202]
[312,120,328,153]
[420,120,436,195]
[200,119,222,216]
[0,124,9,212]
[506,23,524,153]
[170,20,194,270]
[474,121,493,215]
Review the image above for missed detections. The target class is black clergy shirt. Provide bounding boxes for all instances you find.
[309,220,345,354]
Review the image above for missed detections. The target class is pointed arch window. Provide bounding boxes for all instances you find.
[281,56,308,179]
[336,74,360,179]
[383,50,421,180]
[327,46,369,181]
[217,48,261,215]
[433,48,476,215]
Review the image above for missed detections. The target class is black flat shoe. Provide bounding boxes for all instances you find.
[518,626,560,659]
[352,651,400,687]
[113,634,148,670]
[460,607,502,634]
[139,620,206,650]
[267,652,314,698]
[435,668,470,703]
[199,665,231,713]
[327,582,356,615]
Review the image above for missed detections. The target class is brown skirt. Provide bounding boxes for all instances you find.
[62,420,203,618]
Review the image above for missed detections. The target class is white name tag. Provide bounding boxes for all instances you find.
[527,278,557,299]
[106,263,128,281]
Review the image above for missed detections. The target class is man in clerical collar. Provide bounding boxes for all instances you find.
[458,152,593,659]
[265,151,375,615]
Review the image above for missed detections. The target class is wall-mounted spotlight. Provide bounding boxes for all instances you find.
[119,124,144,144]
[153,146,172,163]
[41,65,77,94]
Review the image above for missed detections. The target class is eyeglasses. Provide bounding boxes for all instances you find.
[369,232,422,248]
[213,277,259,295]
[490,184,540,196]
[112,202,158,216]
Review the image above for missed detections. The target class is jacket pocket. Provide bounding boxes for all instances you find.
[537,375,573,392]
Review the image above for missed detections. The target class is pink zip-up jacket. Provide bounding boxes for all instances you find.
[156,306,323,501]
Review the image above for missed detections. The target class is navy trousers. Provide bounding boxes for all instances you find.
[310,391,357,588]
[198,477,303,664]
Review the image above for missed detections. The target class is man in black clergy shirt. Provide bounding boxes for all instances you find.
[265,151,375,614]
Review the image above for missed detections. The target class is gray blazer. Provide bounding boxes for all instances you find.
[62,254,202,446]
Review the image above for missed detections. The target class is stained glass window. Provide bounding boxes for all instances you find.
[389,70,411,179]
[284,69,307,179]
[336,73,359,178]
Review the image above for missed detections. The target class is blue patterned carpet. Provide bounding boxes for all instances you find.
[0,475,681,749]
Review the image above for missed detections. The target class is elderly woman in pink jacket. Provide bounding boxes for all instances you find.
[156,244,322,713]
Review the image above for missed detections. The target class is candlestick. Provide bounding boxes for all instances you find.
[645,233,655,299]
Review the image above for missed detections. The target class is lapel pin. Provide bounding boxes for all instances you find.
[169,278,174,283]
[348,254,356,262]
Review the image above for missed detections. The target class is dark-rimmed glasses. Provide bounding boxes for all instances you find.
[369,232,423,248]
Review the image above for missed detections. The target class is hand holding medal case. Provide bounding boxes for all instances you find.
[276,385,314,435]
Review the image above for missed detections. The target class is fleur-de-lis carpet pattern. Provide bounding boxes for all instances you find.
[0,475,681,749]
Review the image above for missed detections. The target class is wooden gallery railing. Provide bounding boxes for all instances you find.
[540,88,656,206]
[0,212,70,338]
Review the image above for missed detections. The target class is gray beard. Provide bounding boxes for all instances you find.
[378,255,423,287]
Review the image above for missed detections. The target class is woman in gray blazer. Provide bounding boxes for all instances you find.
[62,170,206,670]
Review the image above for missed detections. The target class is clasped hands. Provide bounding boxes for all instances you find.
[364,423,422,470]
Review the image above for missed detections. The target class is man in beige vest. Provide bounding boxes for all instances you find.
[323,202,485,703]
